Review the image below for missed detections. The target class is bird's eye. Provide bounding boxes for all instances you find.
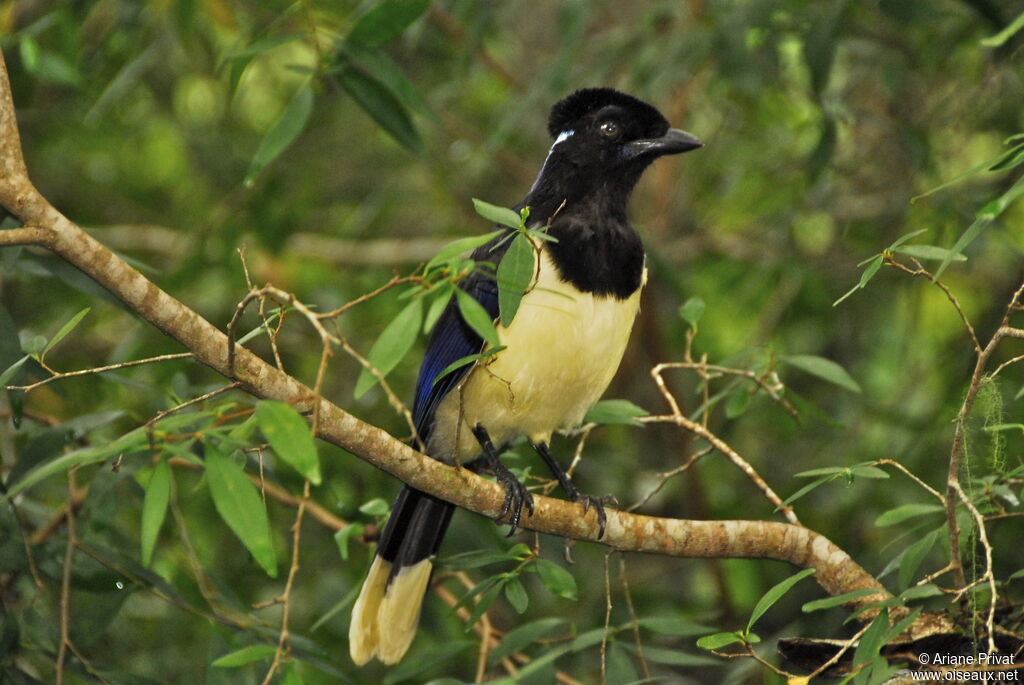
[599,120,620,138]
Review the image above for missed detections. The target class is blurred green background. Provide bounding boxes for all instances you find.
[1,1,1023,683]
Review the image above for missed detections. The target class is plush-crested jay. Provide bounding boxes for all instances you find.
[350,87,702,665]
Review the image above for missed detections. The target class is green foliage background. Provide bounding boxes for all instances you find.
[1,1,1023,683]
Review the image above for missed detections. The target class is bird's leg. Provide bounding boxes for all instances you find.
[470,424,534,535]
[530,440,617,539]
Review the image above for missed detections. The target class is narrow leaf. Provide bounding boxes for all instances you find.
[140,459,172,566]
[488,618,565,665]
[899,584,943,601]
[464,582,503,631]
[358,498,390,516]
[205,448,277,578]
[746,568,816,632]
[0,355,29,387]
[802,588,881,613]
[472,198,524,229]
[504,577,528,614]
[255,400,321,484]
[43,307,90,356]
[442,548,520,570]
[245,83,314,186]
[354,297,423,398]
[851,609,889,671]
[496,233,535,327]
[536,559,578,600]
[935,174,1024,279]
[338,65,422,154]
[424,231,501,272]
[696,632,745,650]
[980,10,1024,47]
[898,528,938,589]
[431,346,506,387]
[583,399,649,426]
[782,355,861,393]
[346,0,430,48]
[834,255,883,306]
[874,503,944,528]
[455,288,500,347]
[892,245,966,262]
[212,644,277,667]
[423,282,454,334]
[333,523,364,561]
[638,616,717,636]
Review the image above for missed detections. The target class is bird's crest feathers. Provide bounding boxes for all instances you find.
[547,87,668,139]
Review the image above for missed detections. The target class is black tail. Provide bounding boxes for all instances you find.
[349,486,455,665]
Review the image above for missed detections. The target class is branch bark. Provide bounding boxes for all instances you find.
[0,49,935,633]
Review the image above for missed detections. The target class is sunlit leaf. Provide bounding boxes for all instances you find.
[472,198,523,229]
[891,245,966,263]
[358,498,390,516]
[42,307,90,356]
[212,644,277,667]
[424,231,501,272]
[696,631,745,650]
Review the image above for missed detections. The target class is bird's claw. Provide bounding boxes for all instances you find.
[496,470,534,536]
[576,493,617,539]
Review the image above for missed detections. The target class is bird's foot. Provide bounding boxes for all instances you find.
[571,491,617,539]
[494,465,534,536]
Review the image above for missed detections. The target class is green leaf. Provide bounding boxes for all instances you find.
[244,83,314,186]
[488,617,565,665]
[430,346,506,388]
[504,577,528,614]
[423,282,454,334]
[898,528,938,590]
[622,643,721,667]
[205,448,277,578]
[782,354,862,394]
[746,568,815,632]
[381,641,472,685]
[497,233,535,327]
[874,503,944,528]
[442,548,521,570]
[464,581,503,630]
[833,255,883,306]
[802,588,881,613]
[678,296,706,330]
[778,474,840,509]
[638,616,717,637]
[535,559,578,600]
[212,644,277,667]
[140,459,172,567]
[891,245,966,262]
[346,0,430,48]
[980,10,1024,47]
[339,43,434,121]
[887,228,929,250]
[43,307,90,356]
[725,389,751,418]
[851,609,889,672]
[337,65,422,154]
[358,498,390,517]
[935,174,1024,279]
[583,398,649,426]
[899,584,942,601]
[333,523,364,561]
[696,631,745,650]
[472,198,524,229]
[849,465,889,479]
[354,297,423,398]
[0,355,29,387]
[255,400,321,484]
[424,231,501,272]
[280,661,304,685]
[455,288,500,347]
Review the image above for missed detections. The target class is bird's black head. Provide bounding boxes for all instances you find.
[526,87,702,221]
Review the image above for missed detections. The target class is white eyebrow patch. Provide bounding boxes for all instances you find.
[553,129,574,147]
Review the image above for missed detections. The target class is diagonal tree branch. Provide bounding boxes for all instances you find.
[0,49,940,633]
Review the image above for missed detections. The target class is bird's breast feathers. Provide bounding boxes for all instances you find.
[430,243,645,461]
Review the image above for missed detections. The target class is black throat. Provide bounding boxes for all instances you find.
[522,162,646,300]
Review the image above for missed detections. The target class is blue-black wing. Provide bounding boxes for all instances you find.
[411,228,515,449]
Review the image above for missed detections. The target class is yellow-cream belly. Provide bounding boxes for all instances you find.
[429,248,644,462]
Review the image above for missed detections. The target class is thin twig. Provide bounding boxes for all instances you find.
[618,556,649,680]
[5,352,193,393]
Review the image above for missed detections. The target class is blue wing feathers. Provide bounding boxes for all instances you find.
[411,229,511,447]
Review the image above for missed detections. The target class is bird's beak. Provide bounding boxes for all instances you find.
[624,128,704,159]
